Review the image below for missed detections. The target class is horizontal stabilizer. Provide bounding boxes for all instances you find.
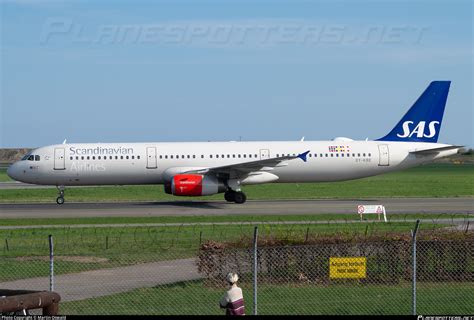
[409,145,463,155]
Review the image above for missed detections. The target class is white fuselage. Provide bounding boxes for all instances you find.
[8,140,456,186]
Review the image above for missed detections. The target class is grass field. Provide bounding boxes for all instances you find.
[0,163,473,203]
[0,212,468,226]
[59,280,472,315]
[1,213,471,315]
[0,168,11,182]
[0,213,460,282]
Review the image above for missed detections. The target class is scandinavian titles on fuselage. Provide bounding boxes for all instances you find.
[70,162,106,172]
[69,146,134,156]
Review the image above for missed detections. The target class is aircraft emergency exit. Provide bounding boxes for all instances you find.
[7,81,461,204]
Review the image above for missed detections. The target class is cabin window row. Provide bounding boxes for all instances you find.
[69,152,372,161]
[70,155,141,160]
[275,153,372,158]
[157,152,372,160]
[159,154,259,160]
[305,153,372,158]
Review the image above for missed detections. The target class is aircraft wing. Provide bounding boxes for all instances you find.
[184,150,310,179]
[409,145,463,155]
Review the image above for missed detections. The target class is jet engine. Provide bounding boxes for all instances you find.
[164,174,226,196]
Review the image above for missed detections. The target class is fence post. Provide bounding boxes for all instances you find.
[48,235,54,292]
[253,226,258,316]
[411,220,420,315]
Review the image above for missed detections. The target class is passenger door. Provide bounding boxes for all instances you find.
[146,147,158,169]
[54,148,66,170]
[378,144,389,166]
[259,149,270,160]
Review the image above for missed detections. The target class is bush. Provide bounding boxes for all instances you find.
[197,232,473,286]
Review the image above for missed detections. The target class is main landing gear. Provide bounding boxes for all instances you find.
[224,190,247,204]
[56,186,65,205]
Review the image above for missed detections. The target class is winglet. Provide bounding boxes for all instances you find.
[297,150,310,162]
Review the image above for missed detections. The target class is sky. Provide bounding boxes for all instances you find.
[1,0,472,148]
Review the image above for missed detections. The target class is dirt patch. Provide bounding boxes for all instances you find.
[0,148,33,164]
[15,256,109,263]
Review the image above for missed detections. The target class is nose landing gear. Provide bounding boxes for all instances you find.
[56,186,65,205]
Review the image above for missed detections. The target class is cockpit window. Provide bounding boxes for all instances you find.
[21,154,30,160]
[27,155,34,161]
[34,155,40,161]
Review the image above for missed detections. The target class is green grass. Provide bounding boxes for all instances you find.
[1,210,470,315]
[0,164,472,203]
[0,168,12,182]
[0,220,447,282]
[0,212,469,227]
[59,280,473,315]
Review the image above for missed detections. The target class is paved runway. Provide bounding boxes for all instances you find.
[0,198,472,218]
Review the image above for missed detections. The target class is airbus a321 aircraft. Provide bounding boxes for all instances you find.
[7,81,461,204]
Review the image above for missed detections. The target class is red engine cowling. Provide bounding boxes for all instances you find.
[164,174,225,196]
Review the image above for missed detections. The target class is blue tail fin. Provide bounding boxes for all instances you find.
[377,81,450,143]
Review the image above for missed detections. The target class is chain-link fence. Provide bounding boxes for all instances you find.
[0,216,472,315]
[199,232,473,315]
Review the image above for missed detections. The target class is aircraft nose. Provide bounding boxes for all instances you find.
[7,162,19,181]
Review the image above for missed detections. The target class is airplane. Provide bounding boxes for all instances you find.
[7,81,462,205]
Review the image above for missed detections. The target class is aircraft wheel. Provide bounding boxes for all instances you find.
[56,185,65,205]
[234,192,247,204]
[224,191,236,202]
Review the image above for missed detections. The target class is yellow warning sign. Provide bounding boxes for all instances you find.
[329,257,366,279]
